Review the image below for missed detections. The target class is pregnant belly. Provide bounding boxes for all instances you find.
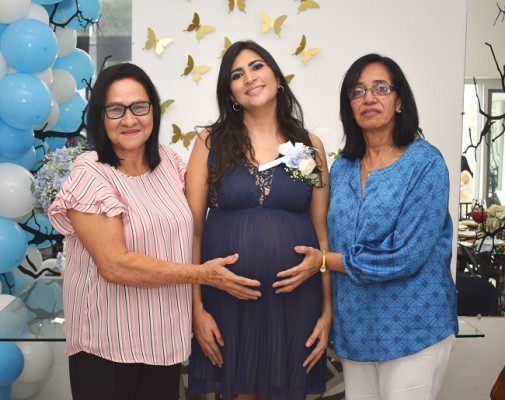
[201,208,318,283]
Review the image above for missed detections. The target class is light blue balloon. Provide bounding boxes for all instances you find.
[0,118,34,159]
[0,217,27,274]
[0,24,6,39]
[52,92,87,133]
[0,384,11,400]
[21,213,59,249]
[0,272,15,295]
[0,147,36,171]
[0,342,24,386]
[32,138,49,171]
[53,48,95,90]
[0,73,52,130]
[0,19,58,74]
[46,0,102,30]
[44,136,67,152]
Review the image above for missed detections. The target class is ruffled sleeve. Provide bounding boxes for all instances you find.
[159,144,186,189]
[47,152,128,236]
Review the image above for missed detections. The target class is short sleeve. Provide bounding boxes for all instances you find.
[160,144,186,188]
[47,153,127,236]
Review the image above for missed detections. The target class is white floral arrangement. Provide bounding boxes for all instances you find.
[258,141,322,188]
[34,144,86,213]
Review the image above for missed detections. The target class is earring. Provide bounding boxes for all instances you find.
[396,109,402,114]
[277,85,284,94]
[233,102,241,111]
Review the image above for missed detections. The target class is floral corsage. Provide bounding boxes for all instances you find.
[258,141,322,188]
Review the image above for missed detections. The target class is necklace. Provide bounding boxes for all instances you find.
[362,145,395,177]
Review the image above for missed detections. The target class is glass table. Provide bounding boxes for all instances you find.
[0,277,485,341]
[0,277,65,341]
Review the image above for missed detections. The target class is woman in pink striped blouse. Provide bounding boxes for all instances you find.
[48,63,261,400]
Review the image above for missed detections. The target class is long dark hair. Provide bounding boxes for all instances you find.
[339,53,424,160]
[205,40,314,188]
[86,62,162,170]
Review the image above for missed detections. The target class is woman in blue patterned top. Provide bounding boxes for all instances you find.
[325,54,458,399]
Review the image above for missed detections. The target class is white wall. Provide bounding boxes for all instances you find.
[130,0,466,247]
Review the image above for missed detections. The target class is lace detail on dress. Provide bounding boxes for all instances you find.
[244,158,273,206]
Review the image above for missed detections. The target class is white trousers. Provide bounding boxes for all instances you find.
[341,334,455,400]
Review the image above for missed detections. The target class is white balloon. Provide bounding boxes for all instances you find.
[40,258,57,270]
[35,98,60,132]
[11,379,46,400]
[54,27,77,58]
[0,163,35,219]
[0,52,7,80]
[14,342,54,383]
[24,3,49,25]
[35,68,53,89]
[0,0,31,24]
[20,246,43,272]
[51,68,76,103]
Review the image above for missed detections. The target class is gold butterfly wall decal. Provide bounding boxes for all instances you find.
[285,74,295,85]
[259,11,287,36]
[220,37,232,58]
[181,55,211,84]
[160,99,175,115]
[143,27,173,56]
[171,124,197,149]
[298,0,320,14]
[184,12,216,42]
[292,34,321,64]
[228,0,246,13]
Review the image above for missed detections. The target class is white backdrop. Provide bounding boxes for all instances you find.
[131,0,467,269]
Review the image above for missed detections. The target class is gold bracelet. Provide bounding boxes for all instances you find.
[320,250,327,273]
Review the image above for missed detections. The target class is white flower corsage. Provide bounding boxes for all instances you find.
[258,141,322,188]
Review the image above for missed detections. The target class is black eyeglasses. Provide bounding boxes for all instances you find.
[104,101,152,119]
[347,83,396,100]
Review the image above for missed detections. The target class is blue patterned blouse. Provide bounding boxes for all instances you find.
[328,138,458,362]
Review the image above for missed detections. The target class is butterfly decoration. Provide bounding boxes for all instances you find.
[184,12,216,42]
[171,124,197,149]
[298,0,320,14]
[292,35,321,64]
[220,37,232,58]
[181,55,211,84]
[160,99,175,116]
[259,11,287,36]
[143,27,173,56]
[285,74,295,85]
[228,0,246,13]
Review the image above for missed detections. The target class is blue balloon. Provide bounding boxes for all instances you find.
[0,19,58,74]
[0,272,15,294]
[44,136,67,152]
[0,118,34,159]
[0,24,6,39]
[21,213,59,249]
[0,217,27,274]
[0,73,52,130]
[52,92,87,133]
[46,0,102,30]
[53,48,95,90]
[0,147,36,171]
[0,384,11,400]
[32,138,49,171]
[0,342,24,385]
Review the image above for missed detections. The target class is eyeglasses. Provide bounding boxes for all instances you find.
[347,83,396,100]
[104,101,152,119]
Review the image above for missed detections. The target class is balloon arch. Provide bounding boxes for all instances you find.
[0,0,101,398]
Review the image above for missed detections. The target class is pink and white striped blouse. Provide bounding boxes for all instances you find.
[48,145,193,366]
